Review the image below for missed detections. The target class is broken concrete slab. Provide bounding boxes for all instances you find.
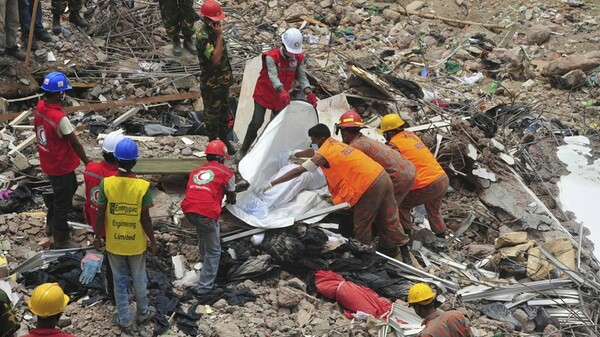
[495,232,528,249]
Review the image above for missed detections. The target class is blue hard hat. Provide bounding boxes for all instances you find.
[41,71,73,92]
[114,138,139,161]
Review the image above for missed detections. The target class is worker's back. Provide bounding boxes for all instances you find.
[419,309,473,337]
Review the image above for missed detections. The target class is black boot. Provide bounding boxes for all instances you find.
[69,12,89,28]
[51,229,80,249]
[183,36,196,53]
[5,47,26,61]
[172,36,182,56]
[52,14,62,34]
[22,39,39,51]
[36,29,53,42]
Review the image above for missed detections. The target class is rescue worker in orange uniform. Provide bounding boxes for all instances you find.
[334,111,416,227]
[379,114,449,237]
[260,123,410,260]
[408,283,473,337]
[236,28,318,161]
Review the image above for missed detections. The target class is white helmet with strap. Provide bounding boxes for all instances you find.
[281,28,303,54]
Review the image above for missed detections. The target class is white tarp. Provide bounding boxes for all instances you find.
[227,100,330,228]
[234,56,264,142]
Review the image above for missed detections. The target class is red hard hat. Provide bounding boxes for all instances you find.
[337,110,365,129]
[205,140,229,158]
[200,0,225,21]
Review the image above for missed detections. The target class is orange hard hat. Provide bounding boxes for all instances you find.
[336,110,365,129]
[205,139,229,158]
[200,0,225,21]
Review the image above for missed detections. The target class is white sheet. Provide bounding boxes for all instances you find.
[238,163,326,218]
[227,100,331,229]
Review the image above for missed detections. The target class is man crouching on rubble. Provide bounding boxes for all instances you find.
[259,124,410,261]
[94,138,157,331]
[181,140,236,296]
[35,71,89,249]
[408,283,473,337]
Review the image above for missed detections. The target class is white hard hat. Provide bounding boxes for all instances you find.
[102,131,125,153]
[281,28,303,54]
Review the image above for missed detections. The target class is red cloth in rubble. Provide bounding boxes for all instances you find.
[314,270,392,319]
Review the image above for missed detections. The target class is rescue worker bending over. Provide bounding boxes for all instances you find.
[379,114,450,238]
[260,123,410,261]
[236,27,318,161]
[331,111,416,228]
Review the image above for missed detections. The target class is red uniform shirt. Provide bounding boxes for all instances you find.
[34,100,80,176]
[253,48,304,110]
[181,161,234,220]
[83,160,119,235]
[21,328,77,337]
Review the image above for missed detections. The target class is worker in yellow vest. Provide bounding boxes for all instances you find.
[259,123,410,260]
[93,138,157,332]
[379,114,449,238]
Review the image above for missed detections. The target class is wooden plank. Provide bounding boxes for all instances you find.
[112,107,141,127]
[8,109,32,126]
[63,91,201,113]
[0,91,201,122]
[133,157,206,175]
[8,134,36,156]
[97,133,155,142]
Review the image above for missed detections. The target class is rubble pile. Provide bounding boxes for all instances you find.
[2,0,600,336]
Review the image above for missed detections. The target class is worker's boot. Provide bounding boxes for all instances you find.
[52,15,62,34]
[172,36,182,57]
[224,141,237,156]
[51,229,80,249]
[69,11,89,28]
[183,36,196,53]
[36,29,53,42]
[399,245,411,263]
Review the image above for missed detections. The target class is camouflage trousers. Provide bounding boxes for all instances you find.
[51,0,83,15]
[354,172,409,249]
[399,174,449,234]
[202,87,230,141]
[158,0,196,38]
[0,289,20,336]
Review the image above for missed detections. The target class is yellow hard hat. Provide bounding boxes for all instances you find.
[28,283,70,317]
[379,114,405,133]
[407,283,435,305]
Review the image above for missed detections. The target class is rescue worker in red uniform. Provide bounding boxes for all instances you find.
[181,140,236,295]
[380,114,449,238]
[333,111,416,230]
[408,283,473,337]
[261,124,410,260]
[236,28,318,161]
[34,71,89,249]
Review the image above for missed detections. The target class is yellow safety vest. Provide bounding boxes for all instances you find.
[103,176,150,255]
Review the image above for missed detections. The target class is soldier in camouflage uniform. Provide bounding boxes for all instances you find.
[51,0,88,35]
[195,0,236,155]
[158,0,196,56]
[0,288,20,337]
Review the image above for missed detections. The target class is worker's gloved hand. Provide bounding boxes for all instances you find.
[79,254,102,285]
[258,182,273,194]
[306,93,318,108]
[279,91,291,107]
